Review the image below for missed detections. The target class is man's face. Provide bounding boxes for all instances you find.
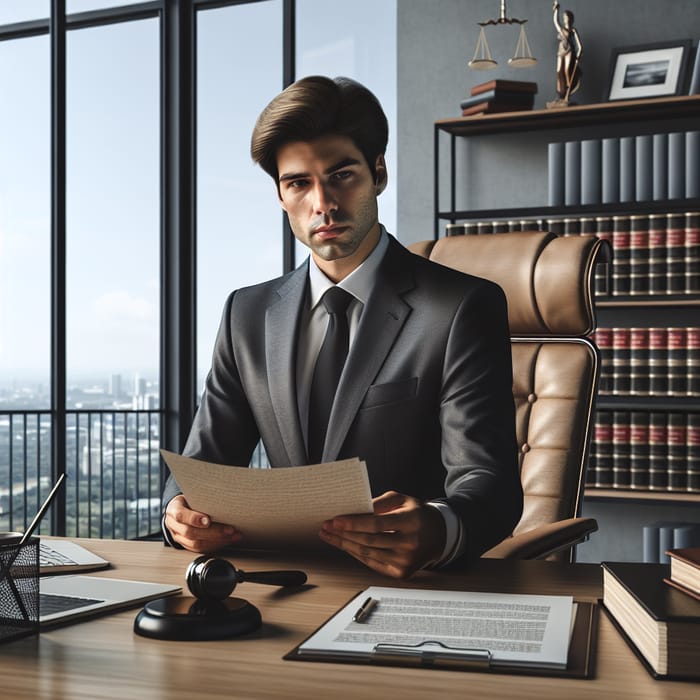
[276,134,386,282]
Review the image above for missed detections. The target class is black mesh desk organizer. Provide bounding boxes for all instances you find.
[0,535,39,643]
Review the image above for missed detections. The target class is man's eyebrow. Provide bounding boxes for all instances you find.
[278,157,362,183]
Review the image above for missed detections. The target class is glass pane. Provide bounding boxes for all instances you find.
[0,1,48,24]
[0,35,52,532]
[295,0,397,264]
[67,0,148,13]
[66,19,160,537]
[196,0,284,391]
[66,18,159,406]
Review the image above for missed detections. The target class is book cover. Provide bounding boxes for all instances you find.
[648,214,667,295]
[666,547,700,599]
[547,142,565,207]
[666,213,686,295]
[470,79,538,96]
[648,329,668,396]
[592,410,613,487]
[648,413,669,490]
[459,89,534,110]
[629,411,650,489]
[628,215,649,297]
[461,101,533,117]
[634,134,653,202]
[652,133,668,201]
[688,327,700,396]
[667,412,688,492]
[580,139,602,205]
[689,413,700,492]
[564,141,581,206]
[686,212,700,295]
[611,216,631,296]
[668,131,686,199]
[619,136,636,203]
[628,328,649,396]
[611,410,631,489]
[602,561,700,679]
[601,138,620,204]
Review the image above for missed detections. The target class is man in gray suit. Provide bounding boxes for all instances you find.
[163,76,522,578]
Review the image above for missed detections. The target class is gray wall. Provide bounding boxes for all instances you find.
[397,0,699,242]
[396,0,700,562]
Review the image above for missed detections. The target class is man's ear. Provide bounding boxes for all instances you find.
[374,154,388,195]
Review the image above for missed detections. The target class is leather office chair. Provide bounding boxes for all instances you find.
[409,231,610,562]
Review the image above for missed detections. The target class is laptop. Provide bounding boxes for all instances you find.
[40,575,181,627]
[39,539,111,575]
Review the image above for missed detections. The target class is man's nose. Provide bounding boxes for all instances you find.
[312,182,338,215]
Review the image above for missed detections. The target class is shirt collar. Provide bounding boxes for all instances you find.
[308,226,389,309]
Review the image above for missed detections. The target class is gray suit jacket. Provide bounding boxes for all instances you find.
[163,235,522,562]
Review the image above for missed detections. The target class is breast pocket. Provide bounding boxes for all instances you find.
[360,377,418,410]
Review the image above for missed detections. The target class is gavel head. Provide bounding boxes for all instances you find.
[186,556,239,601]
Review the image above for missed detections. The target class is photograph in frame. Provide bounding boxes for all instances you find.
[607,41,691,101]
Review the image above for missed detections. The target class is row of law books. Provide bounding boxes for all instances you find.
[591,326,700,397]
[445,212,700,297]
[586,410,699,492]
[459,79,536,117]
[642,522,700,564]
[548,131,700,207]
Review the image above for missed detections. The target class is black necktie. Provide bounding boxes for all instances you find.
[307,287,353,464]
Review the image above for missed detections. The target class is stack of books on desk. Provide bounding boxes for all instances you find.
[460,79,537,117]
[602,560,700,679]
[665,547,700,600]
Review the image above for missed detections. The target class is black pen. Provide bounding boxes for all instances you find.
[352,596,378,623]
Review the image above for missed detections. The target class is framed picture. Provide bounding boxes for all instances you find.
[607,40,691,101]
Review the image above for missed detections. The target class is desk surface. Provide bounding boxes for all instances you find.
[2,539,697,699]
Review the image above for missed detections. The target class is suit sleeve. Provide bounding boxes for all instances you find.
[435,280,523,562]
[161,291,261,507]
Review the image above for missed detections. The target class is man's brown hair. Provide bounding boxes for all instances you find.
[250,75,388,182]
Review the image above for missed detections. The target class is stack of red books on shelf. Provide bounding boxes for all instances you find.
[460,79,537,117]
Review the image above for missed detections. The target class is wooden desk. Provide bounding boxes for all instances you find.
[2,539,696,699]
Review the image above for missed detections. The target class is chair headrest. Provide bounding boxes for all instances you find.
[409,231,609,336]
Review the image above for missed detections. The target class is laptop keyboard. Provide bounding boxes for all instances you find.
[39,543,78,568]
[40,593,104,616]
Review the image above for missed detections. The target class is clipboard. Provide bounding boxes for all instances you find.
[284,594,598,679]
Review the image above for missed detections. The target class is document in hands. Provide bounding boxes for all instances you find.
[293,586,575,671]
[160,450,373,547]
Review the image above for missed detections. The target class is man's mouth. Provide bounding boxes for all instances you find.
[313,225,348,240]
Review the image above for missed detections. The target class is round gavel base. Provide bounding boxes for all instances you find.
[134,596,262,640]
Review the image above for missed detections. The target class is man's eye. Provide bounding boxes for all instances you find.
[332,170,353,181]
[288,179,308,189]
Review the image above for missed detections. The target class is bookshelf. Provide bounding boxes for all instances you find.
[434,95,700,505]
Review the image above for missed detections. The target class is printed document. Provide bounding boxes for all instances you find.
[161,450,373,547]
[298,586,575,669]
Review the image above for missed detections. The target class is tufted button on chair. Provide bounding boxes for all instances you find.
[409,231,611,561]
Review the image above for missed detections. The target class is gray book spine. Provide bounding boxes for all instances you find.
[564,140,581,206]
[635,135,653,202]
[601,138,620,204]
[652,133,668,201]
[668,131,686,199]
[547,142,565,207]
[581,139,602,205]
[642,524,660,563]
[619,136,636,202]
[686,130,700,198]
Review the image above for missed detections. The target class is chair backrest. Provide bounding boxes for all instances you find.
[409,231,609,561]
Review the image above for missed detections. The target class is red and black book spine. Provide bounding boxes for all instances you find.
[629,327,649,396]
[686,211,700,294]
[629,214,650,295]
[666,213,686,294]
[612,327,631,395]
[648,327,668,396]
[667,412,687,491]
[630,412,650,490]
[612,411,631,488]
[594,328,613,395]
[688,327,700,396]
[688,413,700,492]
[648,412,668,490]
[591,410,614,488]
[612,215,631,296]
[648,213,667,295]
[667,327,688,397]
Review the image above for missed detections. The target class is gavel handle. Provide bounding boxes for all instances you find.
[238,569,307,587]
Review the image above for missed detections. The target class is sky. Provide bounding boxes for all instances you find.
[0,0,397,391]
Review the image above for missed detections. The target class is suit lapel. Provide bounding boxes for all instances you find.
[265,263,309,466]
[323,238,416,461]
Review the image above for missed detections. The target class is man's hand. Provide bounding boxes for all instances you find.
[319,491,446,579]
[164,494,242,553]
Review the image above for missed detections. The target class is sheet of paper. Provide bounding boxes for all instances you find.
[298,586,574,669]
[161,450,373,548]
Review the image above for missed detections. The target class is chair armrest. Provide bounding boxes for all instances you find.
[481,517,599,560]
